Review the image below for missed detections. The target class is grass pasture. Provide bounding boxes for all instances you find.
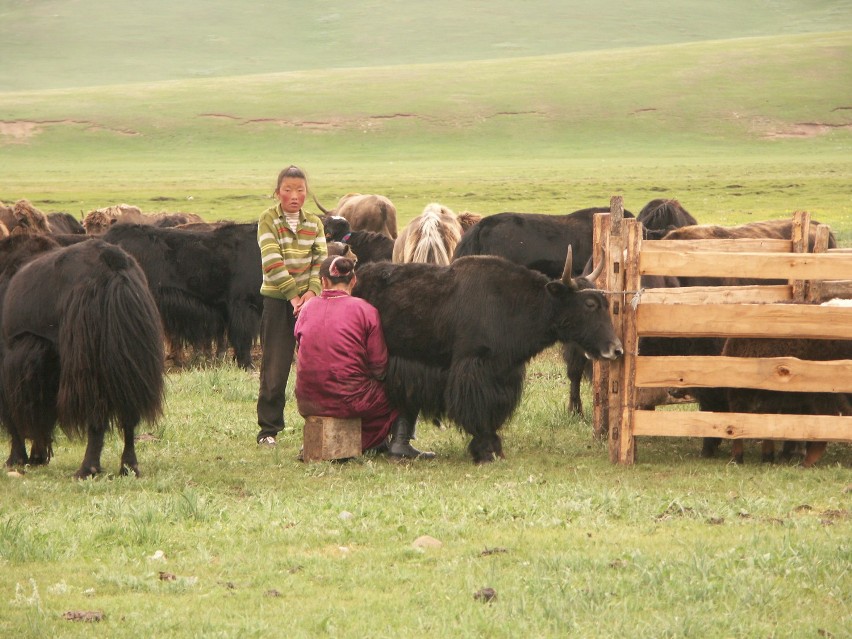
[1,2,852,636]
[2,351,850,638]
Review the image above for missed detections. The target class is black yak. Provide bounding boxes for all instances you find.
[452,207,636,278]
[0,239,165,478]
[352,248,623,463]
[722,337,852,467]
[636,198,698,239]
[103,222,262,369]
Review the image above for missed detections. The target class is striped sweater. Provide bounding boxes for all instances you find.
[257,204,327,301]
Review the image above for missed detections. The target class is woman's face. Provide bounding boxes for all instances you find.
[276,177,307,214]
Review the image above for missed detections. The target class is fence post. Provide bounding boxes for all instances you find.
[615,218,642,464]
[791,210,811,302]
[606,196,626,463]
[807,224,833,302]
[593,212,612,439]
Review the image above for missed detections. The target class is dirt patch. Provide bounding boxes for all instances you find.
[0,120,42,140]
[752,115,852,139]
[0,119,139,143]
[764,123,852,139]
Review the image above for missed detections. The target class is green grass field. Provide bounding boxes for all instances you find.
[1,2,851,636]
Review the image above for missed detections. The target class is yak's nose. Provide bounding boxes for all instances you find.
[604,338,624,360]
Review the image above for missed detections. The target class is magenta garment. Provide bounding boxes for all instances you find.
[294,290,397,451]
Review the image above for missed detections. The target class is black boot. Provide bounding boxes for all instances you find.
[388,416,435,460]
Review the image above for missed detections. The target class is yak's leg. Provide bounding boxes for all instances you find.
[731,440,745,465]
[450,362,524,464]
[75,424,106,479]
[563,343,588,416]
[760,440,776,464]
[28,436,54,466]
[468,435,498,464]
[780,440,803,461]
[802,442,827,468]
[5,430,29,468]
[119,418,141,477]
[27,405,57,466]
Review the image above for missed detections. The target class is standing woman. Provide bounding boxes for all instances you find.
[256,165,327,446]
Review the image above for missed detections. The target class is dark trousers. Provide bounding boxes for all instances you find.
[256,297,297,441]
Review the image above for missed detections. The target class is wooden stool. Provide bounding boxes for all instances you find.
[302,416,361,462]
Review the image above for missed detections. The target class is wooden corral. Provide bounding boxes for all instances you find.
[593,201,852,464]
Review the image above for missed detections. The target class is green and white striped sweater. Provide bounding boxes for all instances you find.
[257,204,327,301]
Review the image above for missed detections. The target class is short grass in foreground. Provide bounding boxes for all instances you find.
[1,348,849,638]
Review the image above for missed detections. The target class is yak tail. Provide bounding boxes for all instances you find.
[57,250,165,436]
[227,299,261,369]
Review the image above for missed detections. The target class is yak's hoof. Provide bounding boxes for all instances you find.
[74,466,101,480]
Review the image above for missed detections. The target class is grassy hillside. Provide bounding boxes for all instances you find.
[1,0,851,90]
[1,31,850,238]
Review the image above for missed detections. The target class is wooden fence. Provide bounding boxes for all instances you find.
[591,199,852,464]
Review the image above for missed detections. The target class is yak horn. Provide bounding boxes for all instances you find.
[312,194,331,215]
[586,252,605,283]
[561,245,574,285]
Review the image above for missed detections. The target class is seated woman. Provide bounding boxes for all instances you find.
[294,255,434,459]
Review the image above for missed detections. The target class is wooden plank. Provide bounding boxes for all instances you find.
[607,196,626,463]
[638,285,792,305]
[633,410,852,442]
[592,212,611,439]
[616,219,641,464]
[637,303,852,339]
[639,250,852,280]
[635,356,852,392]
[650,238,794,253]
[790,211,809,302]
[808,224,833,303]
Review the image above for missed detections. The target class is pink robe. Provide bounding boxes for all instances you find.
[294,290,396,451]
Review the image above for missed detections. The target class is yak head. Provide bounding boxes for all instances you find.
[322,215,351,242]
[546,246,623,361]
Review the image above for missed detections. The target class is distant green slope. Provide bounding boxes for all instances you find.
[1,0,851,90]
[2,31,849,166]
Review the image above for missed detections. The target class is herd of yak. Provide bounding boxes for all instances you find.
[0,194,848,476]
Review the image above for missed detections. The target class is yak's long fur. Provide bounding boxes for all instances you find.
[353,255,622,462]
[1,240,165,478]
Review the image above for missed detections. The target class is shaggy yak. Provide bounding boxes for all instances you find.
[0,238,165,478]
[0,199,52,236]
[393,203,463,266]
[314,193,398,239]
[722,336,852,468]
[83,204,204,236]
[102,222,262,370]
[636,198,698,239]
[352,248,623,463]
